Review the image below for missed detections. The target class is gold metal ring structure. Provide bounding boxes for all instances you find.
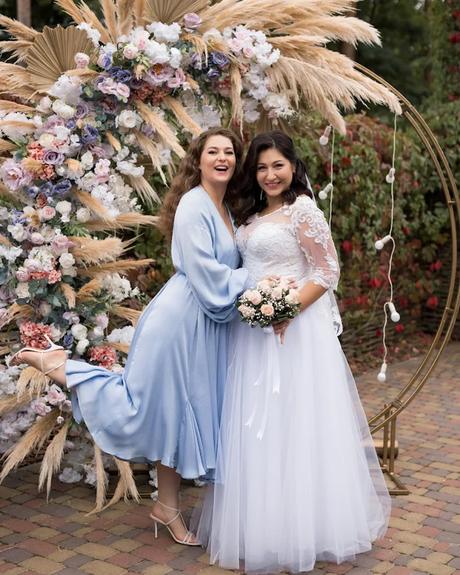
[355,64,460,494]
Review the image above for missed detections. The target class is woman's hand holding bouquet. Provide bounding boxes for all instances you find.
[237,277,300,341]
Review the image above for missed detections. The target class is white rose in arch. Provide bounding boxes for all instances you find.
[71,323,88,341]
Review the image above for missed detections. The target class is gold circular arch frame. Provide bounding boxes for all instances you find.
[355,65,460,492]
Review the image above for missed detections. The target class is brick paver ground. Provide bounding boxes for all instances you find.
[1,342,459,575]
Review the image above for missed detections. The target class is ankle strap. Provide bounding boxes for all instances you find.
[156,499,180,513]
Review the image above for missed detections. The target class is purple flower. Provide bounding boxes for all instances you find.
[81,125,99,145]
[43,150,65,165]
[109,66,122,79]
[39,182,54,197]
[63,333,74,348]
[207,68,221,80]
[183,12,202,32]
[114,69,132,83]
[65,119,77,129]
[53,179,72,196]
[211,52,229,69]
[75,102,90,119]
[27,185,41,199]
[98,53,113,70]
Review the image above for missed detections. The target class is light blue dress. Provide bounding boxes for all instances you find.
[66,186,249,479]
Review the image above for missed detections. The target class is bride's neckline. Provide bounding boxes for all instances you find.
[255,203,287,219]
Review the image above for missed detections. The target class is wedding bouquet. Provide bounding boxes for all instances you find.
[237,278,301,328]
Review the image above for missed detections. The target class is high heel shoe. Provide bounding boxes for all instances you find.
[8,335,68,376]
[150,500,200,546]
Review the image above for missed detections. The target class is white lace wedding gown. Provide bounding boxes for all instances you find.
[195,195,391,573]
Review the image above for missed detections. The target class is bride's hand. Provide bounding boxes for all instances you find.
[273,320,290,344]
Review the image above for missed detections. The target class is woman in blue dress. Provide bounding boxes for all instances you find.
[10,127,250,546]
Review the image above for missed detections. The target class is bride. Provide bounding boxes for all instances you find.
[196,131,391,573]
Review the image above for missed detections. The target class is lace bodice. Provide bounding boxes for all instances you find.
[236,195,340,289]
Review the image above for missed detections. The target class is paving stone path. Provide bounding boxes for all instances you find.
[1,342,459,575]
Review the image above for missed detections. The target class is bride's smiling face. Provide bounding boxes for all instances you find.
[199,135,236,187]
[256,148,295,199]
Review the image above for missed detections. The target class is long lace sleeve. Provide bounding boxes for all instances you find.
[289,196,340,290]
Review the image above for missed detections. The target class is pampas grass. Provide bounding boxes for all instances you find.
[85,213,158,231]
[60,283,76,309]
[87,444,108,514]
[70,237,128,265]
[163,96,202,136]
[112,305,142,326]
[101,456,140,509]
[0,393,31,417]
[80,258,153,279]
[135,101,185,158]
[16,366,50,399]
[38,419,71,497]
[0,409,59,483]
[76,278,103,301]
[75,190,113,221]
[128,175,160,206]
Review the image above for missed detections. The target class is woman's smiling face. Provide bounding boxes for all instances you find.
[199,135,236,188]
[256,147,294,199]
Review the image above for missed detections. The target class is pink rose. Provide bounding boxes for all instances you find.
[0,159,32,191]
[123,44,139,59]
[74,52,90,68]
[285,289,300,305]
[238,304,255,319]
[116,83,130,100]
[245,290,262,305]
[47,384,66,405]
[183,12,202,32]
[243,47,254,58]
[39,206,56,221]
[260,304,275,317]
[271,287,283,300]
[51,234,73,255]
[32,400,51,416]
[30,232,45,245]
[15,267,30,282]
[94,158,111,178]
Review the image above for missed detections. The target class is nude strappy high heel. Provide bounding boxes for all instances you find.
[150,500,200,546]
[8,335,68,376]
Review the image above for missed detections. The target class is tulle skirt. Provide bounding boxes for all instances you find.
[195,296,391,573]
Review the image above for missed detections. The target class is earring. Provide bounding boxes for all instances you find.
[259,187,264,201]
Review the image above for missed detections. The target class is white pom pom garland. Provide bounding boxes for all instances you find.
[385,167,396,184]
[377,362,387,383]
[388,302,400,323]
[319,182,333,200]
[319,125,332,146]
[375,234,393,251]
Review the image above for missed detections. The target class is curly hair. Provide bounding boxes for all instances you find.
[157,127,244,243]
[234,131,313,226]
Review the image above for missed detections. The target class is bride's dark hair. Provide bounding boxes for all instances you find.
[234,131,312,226]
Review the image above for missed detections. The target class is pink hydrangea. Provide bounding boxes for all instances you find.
[47,269,62,284]
[89,345,117,369]
[19,321,53,349]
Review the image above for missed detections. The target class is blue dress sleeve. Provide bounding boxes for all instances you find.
[172,194,250,323]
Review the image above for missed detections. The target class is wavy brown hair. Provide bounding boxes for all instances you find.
[157,127,244,243]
